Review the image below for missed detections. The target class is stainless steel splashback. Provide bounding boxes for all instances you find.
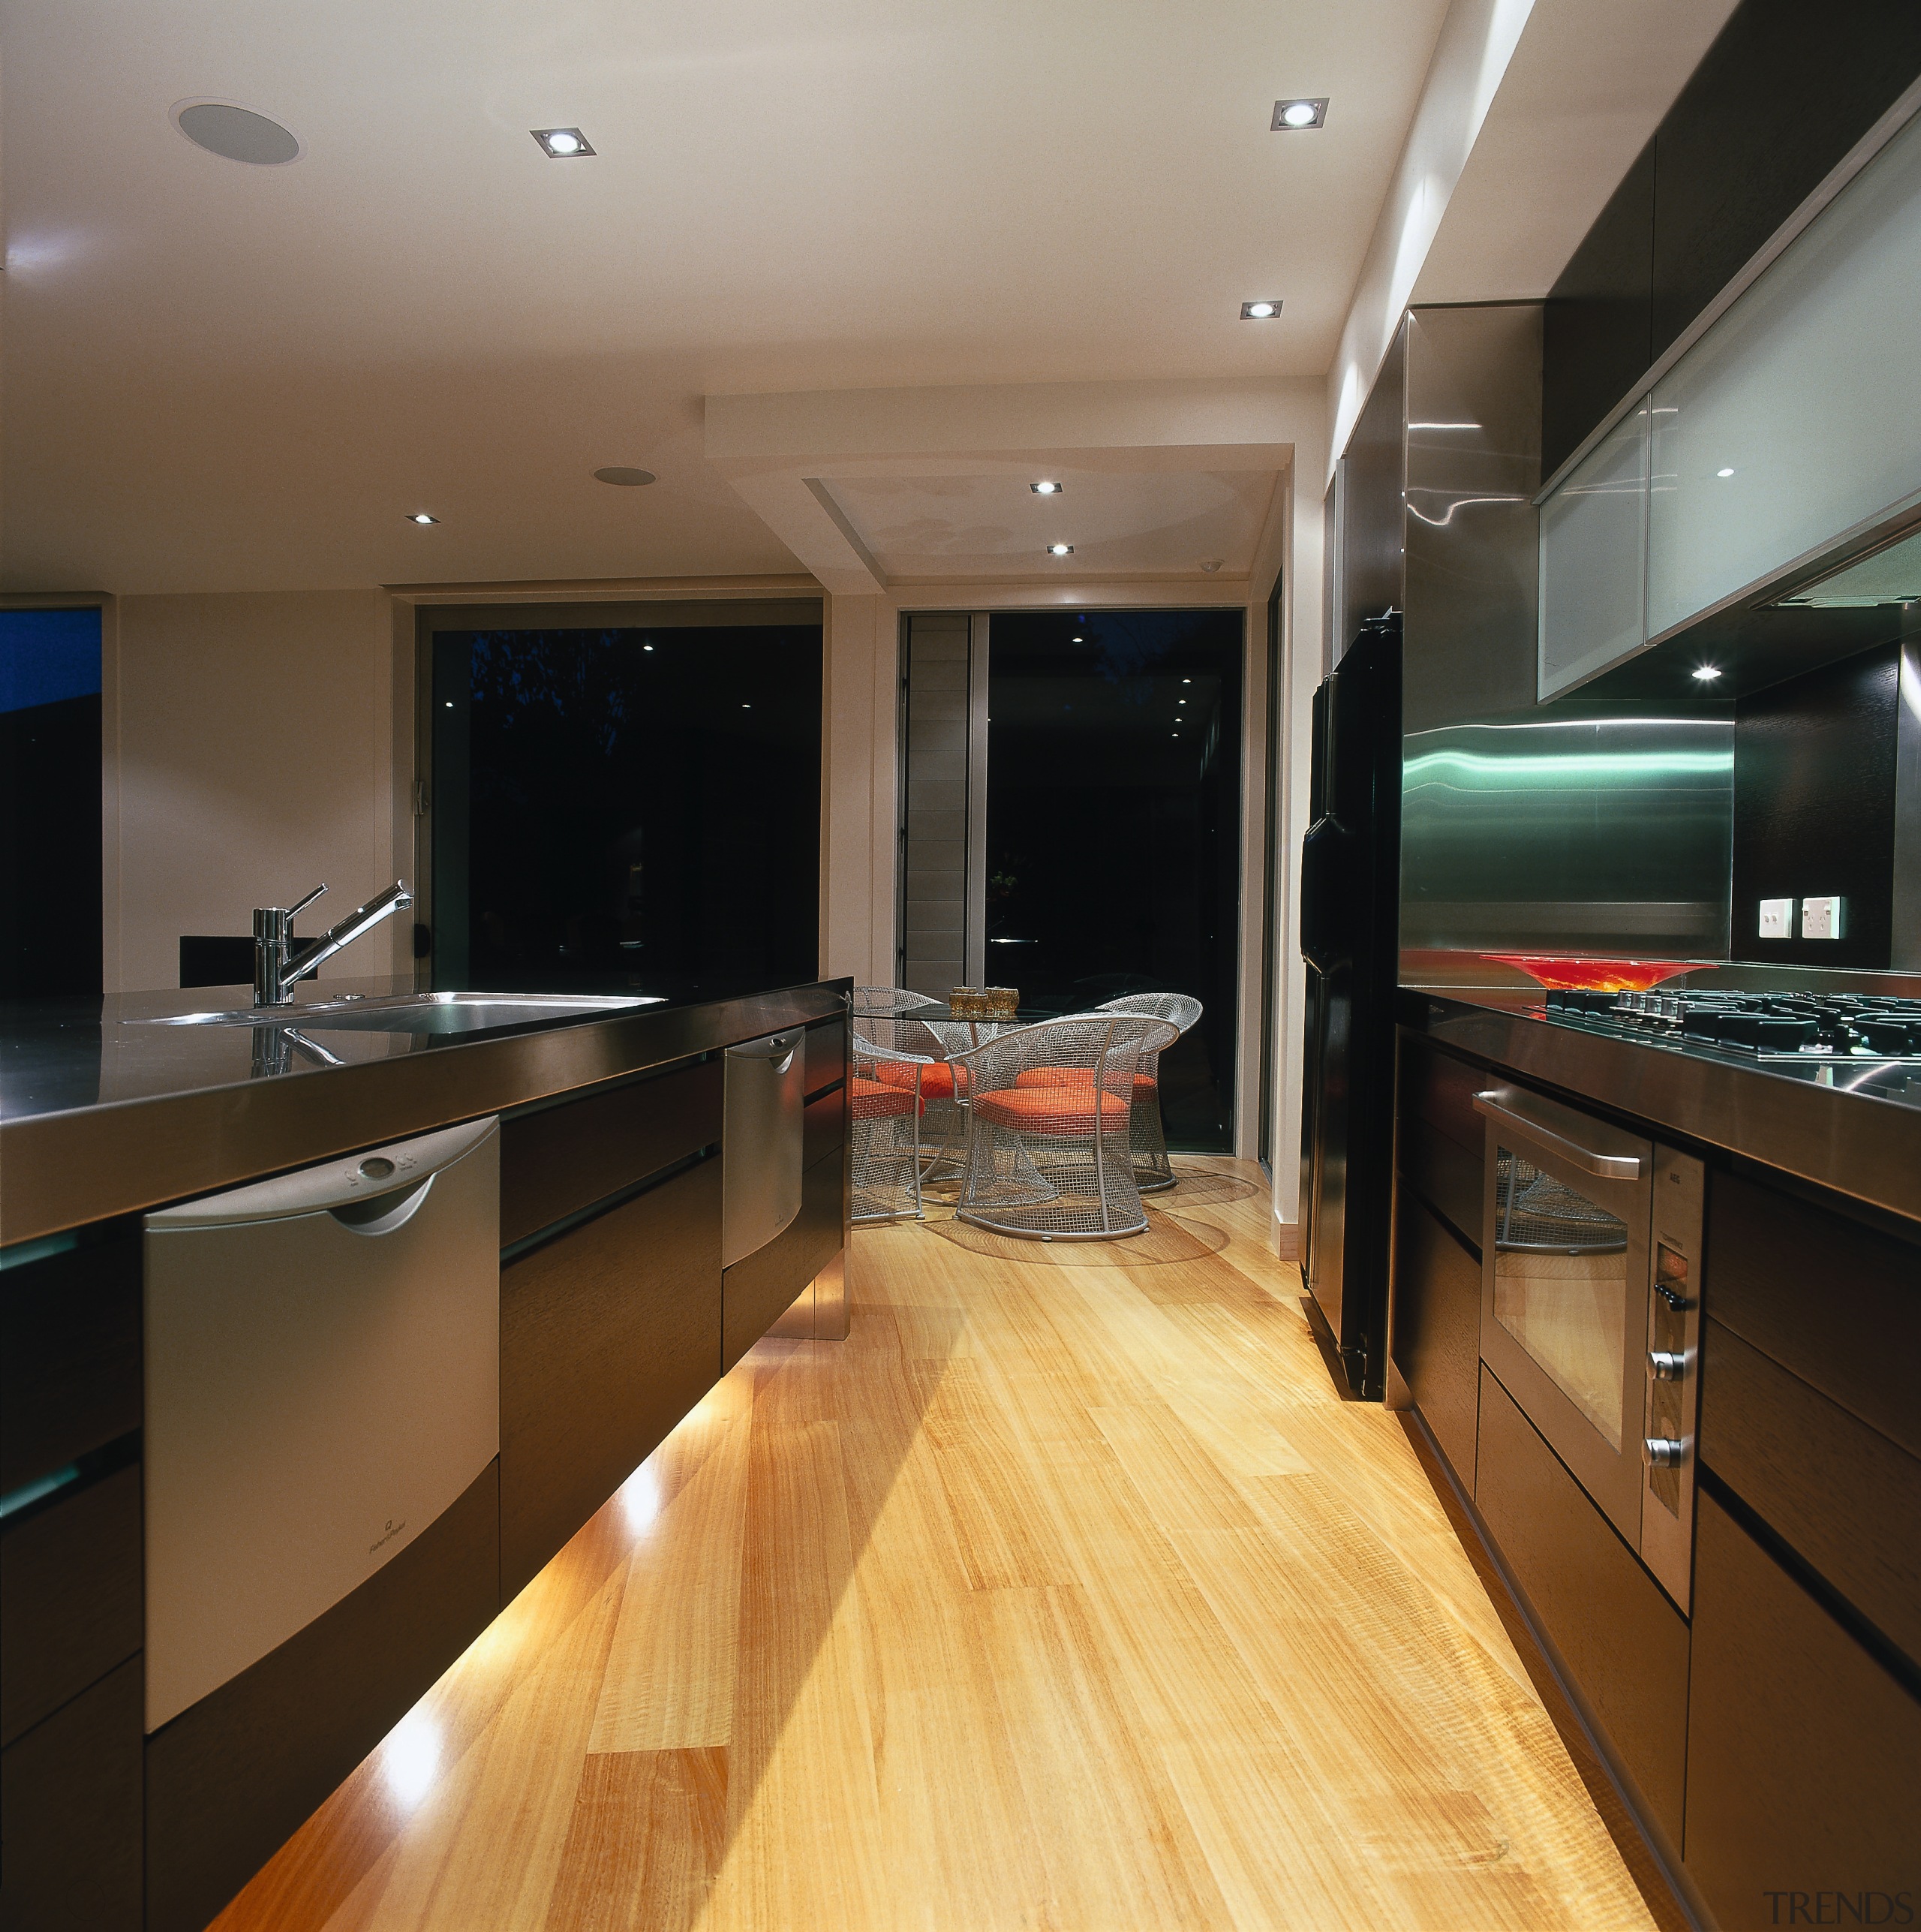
[1400,708,1734,958]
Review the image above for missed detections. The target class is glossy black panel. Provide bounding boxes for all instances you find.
[144,1464,500,1932]
[1731,646,1898,969]
[0,1657,143,1932]
[1390,1192,1481,1484]
[1342,325,1406,625]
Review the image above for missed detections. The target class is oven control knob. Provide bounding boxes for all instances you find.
[1649,1350,1687,1381]
[1643,1436,1685,1469]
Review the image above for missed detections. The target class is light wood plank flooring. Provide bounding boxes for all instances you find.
[215,1160,1668,1931]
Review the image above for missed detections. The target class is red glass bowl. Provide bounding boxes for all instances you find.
[1481,954,1711,993]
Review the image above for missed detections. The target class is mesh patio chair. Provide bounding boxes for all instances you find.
[1094,992,1204,1192]
[852,986,947,1016]
[948,1013,1178,1240]
[849,1028,937,1223]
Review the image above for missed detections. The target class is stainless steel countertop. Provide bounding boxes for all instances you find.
[0,976,850,1245]
[1403,990,1921,1229]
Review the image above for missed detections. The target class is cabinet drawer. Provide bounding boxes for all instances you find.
[501,1158,723,1596]
[1706,1171,1921,1461]
[1390,1190,1481,1483]
[803,1083,847,1170]
[1399,1118,1484,1250]
[1401,1036,1486,1151]
[1,1463,142,1747]
[1685,1489,1921,1930]
[1700,1317,1921,1664]
[1,1233,141,1494]
[723,1148,845,1371]
[804,1018,847,1097]
[0,1655,143,1932]
[1476,1368,1688,1846]
[500,1058,722,1249]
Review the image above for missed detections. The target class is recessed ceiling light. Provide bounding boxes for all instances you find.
[1240,300,1282,320]
[1692,665,1723,682]
[1272,98,1327,131]
[172,100,302,165]
[594,466,656,486]
[1177,699,1186,706]
[1182,678,1192,684]
[1716,467,1735,478]
[531,128,595,158]
[1072,634,1084,642]
[643,644,654,652]
[1030,480,1063,495]
[1047,543,1074,557]
[407,513,439,525]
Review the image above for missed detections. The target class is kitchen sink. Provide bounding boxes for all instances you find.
[142,992,663,1034]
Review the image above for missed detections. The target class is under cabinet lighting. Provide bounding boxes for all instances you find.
[531,127,594,158]
[1030,480,1062,495]
[1272,98,1327,131]
[1240,300,1282,320]
[407,513,439,525]
[1047,543,1074,557]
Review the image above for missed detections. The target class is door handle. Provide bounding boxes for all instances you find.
[1472,1092,1643,1178]
[731,1036,796,1075]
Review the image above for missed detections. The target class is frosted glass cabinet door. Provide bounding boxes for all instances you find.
[1647,108,1921,641]
[1539,405,1648,699]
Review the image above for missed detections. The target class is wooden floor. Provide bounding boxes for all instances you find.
[216,1160,1666,1931]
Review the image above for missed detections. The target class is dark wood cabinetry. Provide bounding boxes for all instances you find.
[1390,1036,1485,1482]
[1475,1370,1689,1847]
[0,1657,144,1932]
[2,1462,141,1747]
[501,1157,724,1596]
[1391,1197,1481,1484]
[500,1058,722,1249]
[1685,1490,1921,1930]
[145,1464,501,1932]
[1,1230,140,1492]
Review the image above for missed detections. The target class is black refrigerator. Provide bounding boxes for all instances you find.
[1297,613,1402,1399]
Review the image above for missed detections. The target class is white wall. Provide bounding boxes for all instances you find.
[105,589,409,994]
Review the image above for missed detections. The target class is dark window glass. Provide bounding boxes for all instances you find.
[430,624,821,1002]
[1,608,103,998]
[986,609,1243,1150]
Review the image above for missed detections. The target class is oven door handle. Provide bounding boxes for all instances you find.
[1473,1093,1644,1179]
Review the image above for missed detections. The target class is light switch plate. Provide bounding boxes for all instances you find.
[1757,898,1794,939]
[1801,895,1845,940]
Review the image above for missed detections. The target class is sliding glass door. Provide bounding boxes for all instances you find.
[900,606,1243,1151]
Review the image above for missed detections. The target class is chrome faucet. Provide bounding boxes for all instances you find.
[253,881,413,1007]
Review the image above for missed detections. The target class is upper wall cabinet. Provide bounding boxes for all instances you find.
[1540,104,1921,700]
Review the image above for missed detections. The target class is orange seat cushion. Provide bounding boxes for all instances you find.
[972,1088,1134,1134]
[850,1075,921,1120]
[1012,1066,1157,1097]
[871,1058,961,1100]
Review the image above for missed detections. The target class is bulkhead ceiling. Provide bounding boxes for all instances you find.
[2,0,1450,592]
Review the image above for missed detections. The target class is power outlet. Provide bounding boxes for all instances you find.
[1757,898,1794,940]
[1801,895,1846,940]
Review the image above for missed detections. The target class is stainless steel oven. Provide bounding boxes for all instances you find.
[1475,1083,1703,1608]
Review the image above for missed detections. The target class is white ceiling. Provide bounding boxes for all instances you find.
[819,468,1278,582]
[0,0,1451,594]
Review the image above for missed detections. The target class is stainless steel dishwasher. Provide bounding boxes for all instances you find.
[143,1116,500,1733]
[722,1031,805,1267]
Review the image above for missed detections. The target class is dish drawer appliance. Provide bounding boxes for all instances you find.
[143,1116,500,1732]
[1474,1084,1703,1608]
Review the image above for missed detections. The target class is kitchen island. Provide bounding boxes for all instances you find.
[0,975,851,1932]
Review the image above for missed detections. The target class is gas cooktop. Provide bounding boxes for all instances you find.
[1545,987,1921,1065]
